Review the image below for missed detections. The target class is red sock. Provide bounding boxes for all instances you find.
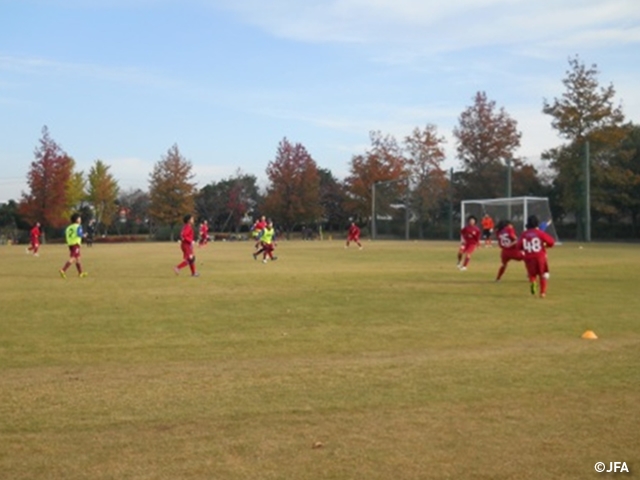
[177,260,188,270]
[75,262,82,273]
[189,262,196,275]
[463,256,470,267]
[62,261,71,272]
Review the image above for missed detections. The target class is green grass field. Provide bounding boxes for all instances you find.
[1,239,638,480]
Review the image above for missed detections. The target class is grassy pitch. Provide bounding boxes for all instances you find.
[1,240,639,479]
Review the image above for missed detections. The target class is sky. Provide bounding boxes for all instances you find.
[1,0,639,202]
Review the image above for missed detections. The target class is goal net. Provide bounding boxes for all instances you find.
[461,196,560,242]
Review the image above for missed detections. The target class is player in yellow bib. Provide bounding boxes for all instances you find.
[252,220,277,263]
[59,213,88,278]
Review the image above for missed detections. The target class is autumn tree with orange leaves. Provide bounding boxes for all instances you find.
[19,126,78,230]
[345,131,407,229]
[263,138,323,234]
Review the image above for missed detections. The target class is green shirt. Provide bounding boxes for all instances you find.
[65,223,82,246]
[261,227,275,245]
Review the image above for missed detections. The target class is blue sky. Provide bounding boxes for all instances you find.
[1,0,639,202]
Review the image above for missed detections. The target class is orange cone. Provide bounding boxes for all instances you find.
[581,330,598,340]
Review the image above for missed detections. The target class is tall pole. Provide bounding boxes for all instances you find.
[405,178,410,241]
[506,158,512,220]
[448,168,454,240]
[585,141,591,242]
[371,182,376,241]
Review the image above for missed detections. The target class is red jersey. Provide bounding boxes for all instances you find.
[253,220,267,233]
[180,223,195,244]
[199,223,208,237]
[348,224,360,238]
[517,228,555,259]
[460,225,481,246]
[30,225,41,241]
[496,225,518,251]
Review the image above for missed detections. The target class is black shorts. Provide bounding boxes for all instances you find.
[482,229,492,239]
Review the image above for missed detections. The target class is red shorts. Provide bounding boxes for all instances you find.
[524,256,549,279]
[501,248,524,264]
[181,242,194,260]
[68,245,81,259]
[348,235,359,242]
[459,243,477,255]
[261,242,274,253]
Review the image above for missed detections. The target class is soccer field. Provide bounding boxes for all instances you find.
[1,240,639,479]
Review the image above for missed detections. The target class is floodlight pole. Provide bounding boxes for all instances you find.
[404,177,410,241]
[371,182,376,240]
[448,168,454,240]
[585,141,591,242]
[506,158,513,220]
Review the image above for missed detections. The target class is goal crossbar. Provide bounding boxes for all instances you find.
[461,196,560,242]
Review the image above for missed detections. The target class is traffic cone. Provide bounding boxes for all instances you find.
[581,330,598,340]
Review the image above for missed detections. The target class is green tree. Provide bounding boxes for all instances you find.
[148,144,196,240]
[87,160,120,234]
[263,138,323,235]
[542,56,626,238]
[453,91,522,200]
[116,188,150,235]
[65,161,86,218]
[0,200,29,243]
[603,124,640,237]
[318,168,349,232]
[196,172,261,233]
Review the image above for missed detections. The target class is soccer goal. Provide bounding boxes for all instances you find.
[461,196,560,242]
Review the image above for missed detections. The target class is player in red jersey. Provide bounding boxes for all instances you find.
[174,214,199,277]
[457,215,481,270]
[26,222,41,256]
[251,215,267,248]
[494,219,524,281]
[198,220,209,247]
[517,215,555,298]
[345,222,363,249]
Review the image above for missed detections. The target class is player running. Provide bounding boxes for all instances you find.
[345,222,363,249]
[253,219,277,263]
[198,220,209,247]
[26,222,41,256]
[59,213,87,278]
[494,219,524,281]
[251,216,267,248]
[457,215,481,271]
[517,215,555,298]
[174,214,199,277]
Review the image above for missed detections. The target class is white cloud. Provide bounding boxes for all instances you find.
[212,0,640,56]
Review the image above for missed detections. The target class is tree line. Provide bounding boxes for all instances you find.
[2,56,639,241]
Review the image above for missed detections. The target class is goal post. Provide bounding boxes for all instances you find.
[460,196,560,242]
